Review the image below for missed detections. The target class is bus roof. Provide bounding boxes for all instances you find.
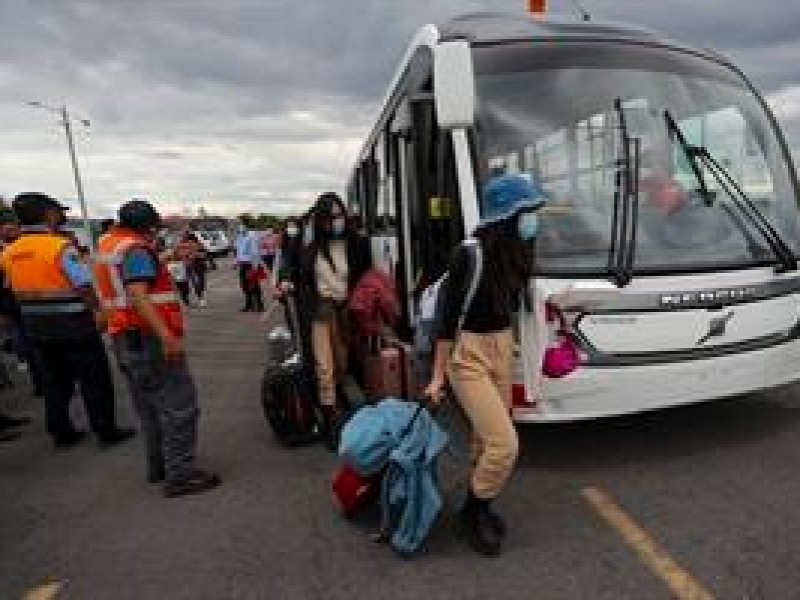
[439,12,727,63]
[349,12,732,170]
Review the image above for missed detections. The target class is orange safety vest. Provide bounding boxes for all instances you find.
[94,228,184,337]
[0,231,88,317]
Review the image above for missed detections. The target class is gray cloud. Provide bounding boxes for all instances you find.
[1,0,799,215]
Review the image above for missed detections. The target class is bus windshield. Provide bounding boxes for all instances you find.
[474,41,800,276]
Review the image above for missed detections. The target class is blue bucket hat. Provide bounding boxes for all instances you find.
[480,173,548,226]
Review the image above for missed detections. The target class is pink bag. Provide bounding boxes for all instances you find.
[542,302,581,379]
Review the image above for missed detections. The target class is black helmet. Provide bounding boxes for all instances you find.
[118,199,161,231]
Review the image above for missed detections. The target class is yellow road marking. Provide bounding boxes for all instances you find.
[582,486,716,600]
[21,581,63,600]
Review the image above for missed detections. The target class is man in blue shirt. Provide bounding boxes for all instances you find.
[235,218,264,312]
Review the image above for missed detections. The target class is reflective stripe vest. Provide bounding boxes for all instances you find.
[94,228,184,337]
[0,232,88,316]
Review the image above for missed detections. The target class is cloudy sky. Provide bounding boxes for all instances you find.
[1,0,799,218]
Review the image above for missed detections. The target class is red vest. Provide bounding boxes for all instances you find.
[94,228,184,337]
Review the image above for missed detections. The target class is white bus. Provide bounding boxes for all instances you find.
[346,13,800,422]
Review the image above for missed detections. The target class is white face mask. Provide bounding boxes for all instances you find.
[332,217,346,236]
[517,212,540,240]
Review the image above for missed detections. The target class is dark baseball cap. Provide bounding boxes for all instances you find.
[12,193,70,225]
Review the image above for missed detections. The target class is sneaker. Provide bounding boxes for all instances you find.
[98,427,136,447]
[198,298,208,308]
[54,430,88,450]
[163,471,221,498]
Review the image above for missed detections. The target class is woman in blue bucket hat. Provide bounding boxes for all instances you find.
[424,173,547,556]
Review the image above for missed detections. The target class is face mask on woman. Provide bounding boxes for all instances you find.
[332,217,346,237]
[286,225,299,238]
[517,212,539,241]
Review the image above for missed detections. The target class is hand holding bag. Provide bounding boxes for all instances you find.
[541,302,581,379]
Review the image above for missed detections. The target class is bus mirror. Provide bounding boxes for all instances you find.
[434,41,476,129]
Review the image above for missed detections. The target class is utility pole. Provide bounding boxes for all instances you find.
[27,101,94,250]
[60,106,93,251]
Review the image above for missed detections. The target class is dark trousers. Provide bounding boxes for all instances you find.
[238,264,264,311]
[113,333,199,483]
[10,323,44,394]
[188,265,207,299]
[35,333,118,440]
[176,280,192,306]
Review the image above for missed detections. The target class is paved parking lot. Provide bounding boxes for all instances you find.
[2,265,799,599]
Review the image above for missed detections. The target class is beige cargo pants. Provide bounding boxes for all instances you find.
[311,301,349,407]
[448,329,518,500]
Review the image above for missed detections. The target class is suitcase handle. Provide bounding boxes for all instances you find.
[285,293,305,363]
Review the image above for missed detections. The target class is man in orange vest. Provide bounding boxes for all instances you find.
[95,199,220,498]
[1,193,135,448]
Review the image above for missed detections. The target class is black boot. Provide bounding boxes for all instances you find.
[460,490,503,556]
[147,465,166,484]
[487,505,507,538]
[98,427,137,448]
[0,429,21,443]
[54,429,88,450]
[163,470,221,498]
[321,406,339,453]
[0,412,30,430]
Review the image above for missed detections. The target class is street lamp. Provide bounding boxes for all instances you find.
[26,101,94,250]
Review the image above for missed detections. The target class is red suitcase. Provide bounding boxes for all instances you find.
[362,338,417,400]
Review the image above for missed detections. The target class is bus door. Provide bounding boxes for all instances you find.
[404,96,464,326]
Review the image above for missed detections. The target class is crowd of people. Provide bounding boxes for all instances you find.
[0,193,219,497]
[271,178,546,556]
[1,173,549,555]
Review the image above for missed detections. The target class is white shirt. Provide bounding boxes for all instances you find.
[315,240,348,302]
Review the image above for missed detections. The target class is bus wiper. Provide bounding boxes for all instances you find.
[695,147,797,272]
[607,98,640,287]
[663,110,714,206]
[663,110,794,271]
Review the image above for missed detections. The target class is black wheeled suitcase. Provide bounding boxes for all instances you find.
[261,295,321,446]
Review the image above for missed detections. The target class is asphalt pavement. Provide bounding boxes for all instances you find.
[1,263,799,599]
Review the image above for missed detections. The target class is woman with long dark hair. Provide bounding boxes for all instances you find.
[424,174,547,556]
[298,192,370,448]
